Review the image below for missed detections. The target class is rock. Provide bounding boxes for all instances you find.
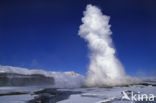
[0,73,54,86]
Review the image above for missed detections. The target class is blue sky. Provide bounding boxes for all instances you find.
[0,0,156,76]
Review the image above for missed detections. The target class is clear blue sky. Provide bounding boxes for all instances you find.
[0,0,156,76]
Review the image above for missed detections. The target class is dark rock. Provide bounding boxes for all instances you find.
[0,73,54,86]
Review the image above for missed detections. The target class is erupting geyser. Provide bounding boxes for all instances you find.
[78,4,140,87]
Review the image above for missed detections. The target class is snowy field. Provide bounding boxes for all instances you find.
[0,66,156,103]
[0,84,155,103]
[0,66,155,103]
[0,86,50,103]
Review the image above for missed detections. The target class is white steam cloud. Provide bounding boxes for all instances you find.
[79,4,140,87]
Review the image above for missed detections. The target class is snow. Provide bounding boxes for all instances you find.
[0,65,84,88]
[57,85,156,103]
[0,94,36,103]
[0,85,155,103]
[0,86,50,94]
[0,65,156,103]
[58,94,102,103]
[0,86,42,103]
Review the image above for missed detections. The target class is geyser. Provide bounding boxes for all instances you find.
[78,4,140,87]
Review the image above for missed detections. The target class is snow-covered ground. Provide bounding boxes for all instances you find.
[0,86,42,103]
[57,85,156,103]
[0,84,155,103]
[0,94,36,103]
[0,65,155,103]
[0,65,84,88]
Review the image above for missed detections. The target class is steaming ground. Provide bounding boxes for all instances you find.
[78,4,140,87]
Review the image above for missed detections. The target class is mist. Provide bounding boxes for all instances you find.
[78,4,140,87]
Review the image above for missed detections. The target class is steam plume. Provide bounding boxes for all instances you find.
[79,4,140,87]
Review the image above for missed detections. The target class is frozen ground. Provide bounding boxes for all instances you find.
[0,83,156,103]
[57,85,156,103]
[0,86,51,103]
